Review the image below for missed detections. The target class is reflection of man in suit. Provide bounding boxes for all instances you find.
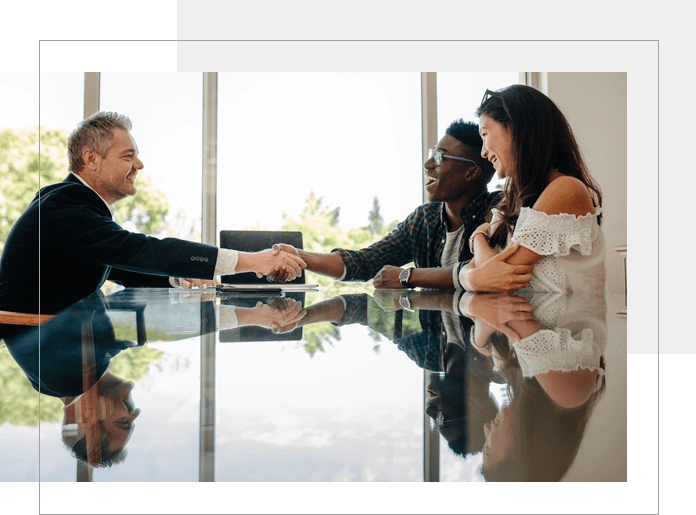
[61,371,140,468]
[3,292,143,467]
[0,111,304,316]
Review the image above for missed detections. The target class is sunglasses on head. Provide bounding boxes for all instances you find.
[480,89,502,107]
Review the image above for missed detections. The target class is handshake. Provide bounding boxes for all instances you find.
[174,244,306,290]
[255,243,305,283]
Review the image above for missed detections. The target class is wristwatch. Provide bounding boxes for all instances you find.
[399,291,413,311]
[399,267,413,288]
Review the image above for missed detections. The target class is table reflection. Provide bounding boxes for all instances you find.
[459,290,607,481]
[1,285,621,482]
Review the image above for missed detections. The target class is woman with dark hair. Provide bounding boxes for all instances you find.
[459,290,607,481]
[459,84,605,295]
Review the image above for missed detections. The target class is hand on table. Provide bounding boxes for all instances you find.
[177,277,221,289]
[372,265,405,289]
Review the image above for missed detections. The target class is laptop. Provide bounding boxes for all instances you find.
[219,230,306,285]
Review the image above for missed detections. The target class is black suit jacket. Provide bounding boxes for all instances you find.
[0,174,218,315]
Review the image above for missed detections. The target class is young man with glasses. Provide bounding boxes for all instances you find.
[271,119,530,291]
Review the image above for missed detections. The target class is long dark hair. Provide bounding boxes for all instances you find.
[477,85,603,249]
[479,331,606,481]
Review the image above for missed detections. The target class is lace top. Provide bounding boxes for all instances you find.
[493,207,606,294]
[513,292,606,387]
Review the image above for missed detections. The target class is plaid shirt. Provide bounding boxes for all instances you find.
[334,189,502,282]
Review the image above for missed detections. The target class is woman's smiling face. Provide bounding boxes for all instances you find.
[479,114,514,179]
[482,403,515,467]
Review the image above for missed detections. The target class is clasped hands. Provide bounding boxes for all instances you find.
[264,244,304,283]
[372,243,533,291]
[175,246,307,289]
[464,292,535,356]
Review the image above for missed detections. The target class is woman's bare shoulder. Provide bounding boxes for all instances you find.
[534,175,594,217]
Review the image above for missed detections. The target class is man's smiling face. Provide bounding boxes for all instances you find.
[423,135,477,203]
[91,128,143,205]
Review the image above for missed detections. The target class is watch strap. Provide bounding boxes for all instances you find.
[399,267,413,288]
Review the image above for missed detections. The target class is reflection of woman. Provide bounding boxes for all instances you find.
[460,85,605,294]
[460,291,607,481]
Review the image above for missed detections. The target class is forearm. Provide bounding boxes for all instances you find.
[472,234,498,268]
[408,266,457,289]
[505,318,545,340]
[298,297,346,325]
[233,251,261,274]
[473,321,497,350]
[406,290,459,313]
[230,306,264,327]
[297,250,346,279]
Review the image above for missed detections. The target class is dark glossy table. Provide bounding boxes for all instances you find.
[0,285,626,484]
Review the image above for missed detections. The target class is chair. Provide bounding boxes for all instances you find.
[219,230,305,284]
[0,310,55,344]
[0,310,54,326]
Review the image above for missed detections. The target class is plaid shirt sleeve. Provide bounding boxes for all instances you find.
[332,207,431,282]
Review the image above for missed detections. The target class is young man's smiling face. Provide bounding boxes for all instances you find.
[423,134,478,203]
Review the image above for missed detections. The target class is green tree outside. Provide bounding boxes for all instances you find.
[0,127,170,253]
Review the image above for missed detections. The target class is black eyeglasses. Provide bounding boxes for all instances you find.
[480,89,501,107]
[428,148,478,167]
[434,411,472,430]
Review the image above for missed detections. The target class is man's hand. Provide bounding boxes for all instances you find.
[177,277,221,289]
[264,244,301,282]
[256,298,307,333]
[266,296,307,333]
[252,248,306,281]
[372,265,405,289]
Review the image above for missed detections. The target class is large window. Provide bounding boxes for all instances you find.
[217,72,423,250]
[100,73,203,240]
[1,73,83,250]
[0,75,40,478]
[437,72,521,192]
[16,72,521,249]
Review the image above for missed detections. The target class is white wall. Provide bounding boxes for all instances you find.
[545,73,627,295]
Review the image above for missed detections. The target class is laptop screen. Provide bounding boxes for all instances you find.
[219,230,305,284]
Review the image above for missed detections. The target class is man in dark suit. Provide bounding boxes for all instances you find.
[0,111,305,316]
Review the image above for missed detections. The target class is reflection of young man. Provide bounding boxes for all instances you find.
[270,120,529,290]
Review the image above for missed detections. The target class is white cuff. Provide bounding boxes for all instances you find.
[458,262,475,291]
[215,248,239,275]
[217,305,239,330]
[458,292,475,317]
[452,262,463,290]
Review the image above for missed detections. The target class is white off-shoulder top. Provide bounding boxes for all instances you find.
[486,292,607,385]
[507,207,606,294]
[516,291,606,381]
